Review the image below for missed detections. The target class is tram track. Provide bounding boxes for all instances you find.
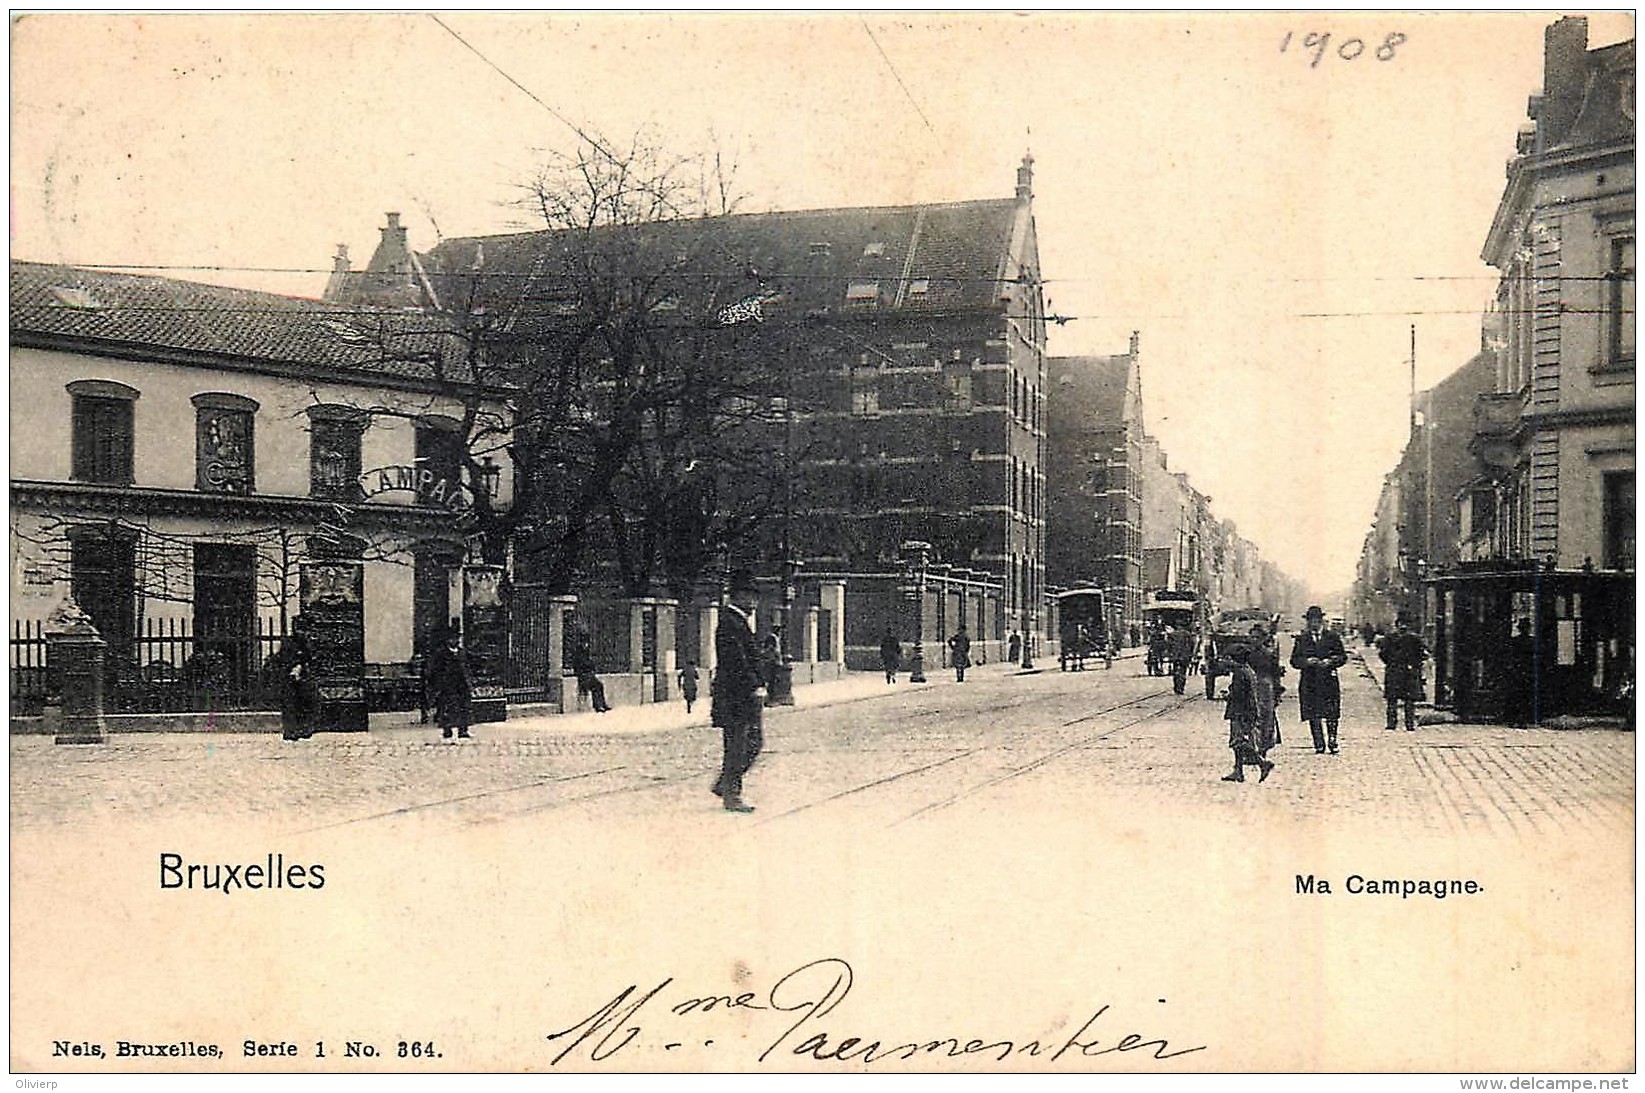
[893,692,1190,825]
[759,685,1183,826]
[282,677,1187,835]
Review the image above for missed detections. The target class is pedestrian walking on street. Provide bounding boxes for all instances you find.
[1007,630,1022,667]
[712,570,764,813]
[1221,635,1277,783]
[948,624,972,683]
[1168,625,1195,696]
[569,623,611,713]
[1505,617,1538,727]
[1378,611,1428,732]
[1291,605,1348,754]
[678,660,700,714]
[429,622,474,740]
[1147,627,1167,677]
[880,631,902,684]
[278,615,317,741]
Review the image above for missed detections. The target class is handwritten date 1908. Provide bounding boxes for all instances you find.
[543,957,1207,1068]
[1281,31,1406,67]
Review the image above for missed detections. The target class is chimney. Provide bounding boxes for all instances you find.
[1536,16,1590,151]
[331,244,350,274]
[371,212,411,276]
[1016,152,1035,201]
[1129,330,1140,359]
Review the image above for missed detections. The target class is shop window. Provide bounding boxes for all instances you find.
[67,380,138,485]
[193,393,258,494]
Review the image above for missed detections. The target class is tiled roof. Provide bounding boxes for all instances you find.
[10,261,476,384]
[413,197,1027,332]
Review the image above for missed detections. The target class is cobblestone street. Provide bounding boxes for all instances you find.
[12,644,1633,841]
[11,643,1634,1073]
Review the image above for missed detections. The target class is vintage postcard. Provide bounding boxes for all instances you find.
[8,11,1635,1084]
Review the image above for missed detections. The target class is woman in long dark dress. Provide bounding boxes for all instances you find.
[1222,626,1280,783]
[279,616,317,741]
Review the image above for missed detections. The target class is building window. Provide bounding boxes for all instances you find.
[850,366,879,415]
[193,393,258,494]
[69,526,137,655]
[1604,471,1634,570]
[414,415,466,507]
[67,380,138,485]
[308,405,365,499]
[1604,236,1635,370]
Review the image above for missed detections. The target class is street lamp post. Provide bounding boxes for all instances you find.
[766,393,800,706]
[767,554,800,706]
[900,540,930,683]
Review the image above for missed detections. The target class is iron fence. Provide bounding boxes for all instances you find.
[10,617,291,716]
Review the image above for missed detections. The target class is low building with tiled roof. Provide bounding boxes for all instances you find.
[10,261,516,726]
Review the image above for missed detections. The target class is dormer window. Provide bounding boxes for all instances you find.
[50,285,105,311]
[809,242,832,257]
[907,279,931,296]
[845,281,880,305]
[862,241,886,259]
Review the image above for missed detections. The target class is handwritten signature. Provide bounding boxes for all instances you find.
[544,957,1206,1067]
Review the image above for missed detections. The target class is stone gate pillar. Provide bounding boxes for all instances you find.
[46,597,106,745]
[819,580,846,666]
[653,599,678,701]
[300,556,367,732]
[698,602,720,676]
[463,564,508,723]
[545,594,577,712]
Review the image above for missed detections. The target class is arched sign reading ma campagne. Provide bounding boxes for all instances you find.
[356,465,475,515]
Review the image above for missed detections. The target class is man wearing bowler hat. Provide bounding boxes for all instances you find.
[711,570,764,813]
[1290,605,1348,754]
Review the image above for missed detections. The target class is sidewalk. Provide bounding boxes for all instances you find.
[364,658,1033,739]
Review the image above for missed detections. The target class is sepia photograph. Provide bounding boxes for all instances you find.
[8,10,1636,1083]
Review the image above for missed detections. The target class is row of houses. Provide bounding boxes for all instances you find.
[10,154,1303,726]
[1045,340,1310,642]
[1352,16,1634,723]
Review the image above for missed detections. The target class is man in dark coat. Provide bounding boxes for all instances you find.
[948,624,972,682]
[569,623,611,713]
[711,571,764,813]
[1168,626,1196,696]
[1291,605,1348,754]
[1147,627,1167,677]
[428,623,474,740]
[879,631,902,684]
[1505,618,1538,727]
[1378,611,1428,732]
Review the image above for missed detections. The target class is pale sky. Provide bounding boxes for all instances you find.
[10,11,1636,596]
